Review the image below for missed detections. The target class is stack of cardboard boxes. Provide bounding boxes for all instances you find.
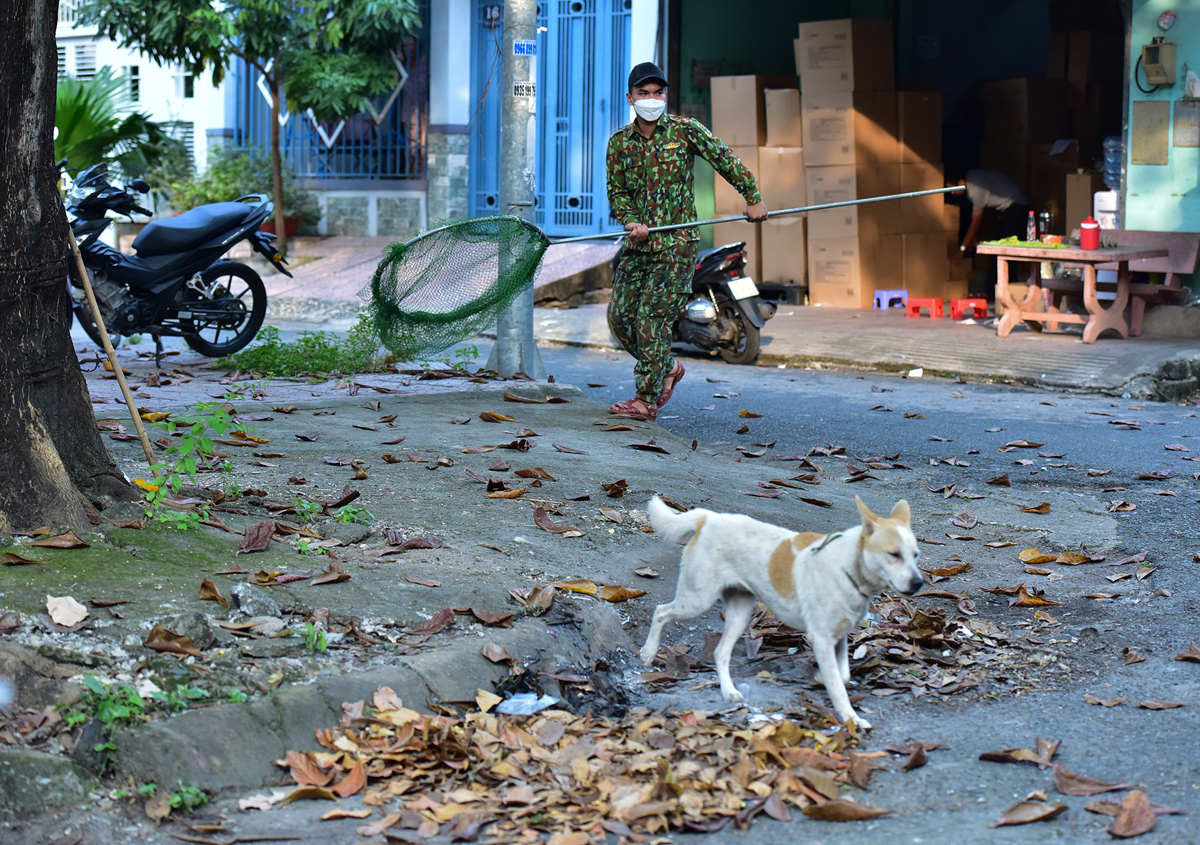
[980,78,1079,235]
[709,74,801,294]
[797,19,952,308]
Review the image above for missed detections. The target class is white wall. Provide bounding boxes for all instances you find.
[429,0,472,127]
[56,7,230,172]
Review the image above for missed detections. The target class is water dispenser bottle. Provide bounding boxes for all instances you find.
[1102,136,1123,192]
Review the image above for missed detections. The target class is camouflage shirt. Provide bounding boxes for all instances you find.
[606,113,762,254]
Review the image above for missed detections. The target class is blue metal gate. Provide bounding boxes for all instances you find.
[469,0,631,236]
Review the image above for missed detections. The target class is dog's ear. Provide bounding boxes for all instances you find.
[890,500,911,525]
[856,496,877,533]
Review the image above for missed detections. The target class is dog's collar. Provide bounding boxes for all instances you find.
[846,552,873,600]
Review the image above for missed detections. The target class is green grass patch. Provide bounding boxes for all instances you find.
[220,319,383,377]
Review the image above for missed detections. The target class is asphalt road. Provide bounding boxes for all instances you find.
[33,327,1197,844]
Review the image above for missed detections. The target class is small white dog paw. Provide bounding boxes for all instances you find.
[722,687,745,703]
[638,647,656,667]
[846,714,872,730]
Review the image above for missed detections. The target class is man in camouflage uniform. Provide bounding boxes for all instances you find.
[606,61,767,421]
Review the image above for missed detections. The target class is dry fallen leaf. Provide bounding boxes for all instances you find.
[1111,790,1158,838]
[1021,502,1052,514]
[46,595,88,627]
[197,578,229,608]
[598,585,647,602]
[990,800,1067,827]
[480,411,517,423]
[1138,699,1184,710]
[802,799,893,821]
[144,624,202,658]
[31,531,90,550]
[553,579,598,595]
[403,573,441,588]
[1174,644,1200,663]
[2,552,45,566]
[979,738,1060,769]
[1053,763,1136,796]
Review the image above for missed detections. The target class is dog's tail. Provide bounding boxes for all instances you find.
[647,496,709,545]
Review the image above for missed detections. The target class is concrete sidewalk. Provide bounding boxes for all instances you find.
[510,302,1200,399]
[243,235,1200,399]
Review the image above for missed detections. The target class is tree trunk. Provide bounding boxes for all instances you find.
[269,69,288,255]
[0,0,131,533]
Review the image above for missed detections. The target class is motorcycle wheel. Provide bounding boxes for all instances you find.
[68,279,123,349]
[717,298,760,365]
[180,261,267,357]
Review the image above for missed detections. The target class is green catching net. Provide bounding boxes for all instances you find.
[360,216,550,361]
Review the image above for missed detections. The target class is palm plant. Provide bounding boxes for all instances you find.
[55,66,185,180]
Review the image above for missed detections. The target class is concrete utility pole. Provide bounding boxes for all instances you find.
[486,0,546,380]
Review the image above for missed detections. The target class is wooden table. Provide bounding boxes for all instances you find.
[976,243,1169,343]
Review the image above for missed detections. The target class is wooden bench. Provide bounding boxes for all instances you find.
[1045,229,1200,336]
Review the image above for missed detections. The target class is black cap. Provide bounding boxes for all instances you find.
[628,61,667,90]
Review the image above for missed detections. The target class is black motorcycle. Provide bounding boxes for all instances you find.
[674,240,776,365]
[64,162,291,358]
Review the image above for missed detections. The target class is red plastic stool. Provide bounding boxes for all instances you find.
[906,297,943,319]
[951,297,987,319]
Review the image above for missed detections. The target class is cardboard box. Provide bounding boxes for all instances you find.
[805,162,899,239]
[712,221,761,281]
[978,142,1030,193]
[710,75,799,147]
[714,146,759,215]
[807,235,902,308]
[1028,142,1080,234]
[1065,172,1106,233]
[764,88,803,147]
[984,78,1074,143]
[801,90,898,166]
[1067,32,1124,93]
[757,146,806,209]
[943,202,961,233]
[897,91,942,165]
[1048,32,1068,80]
[898,162,945,233]
[761,217,807,285]
[901,231,950,299]
[794,18,894,93]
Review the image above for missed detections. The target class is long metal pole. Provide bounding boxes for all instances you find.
[549,185,968,244]
[485,0,546,380]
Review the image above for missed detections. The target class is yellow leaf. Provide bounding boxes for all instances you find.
[278,786,339,806]
[1018,548,1055,564]
[739,410,764,418]
[598,584,648,602]
[321,808,373,820]
[134,479,160,493]
[140,411,171,422]
[553,579,598,595]
[477,689,503,713]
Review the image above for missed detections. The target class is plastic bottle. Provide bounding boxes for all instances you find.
[1102,136,1123,191]
[1026,210,1037,242]
[1080,216,1100,250]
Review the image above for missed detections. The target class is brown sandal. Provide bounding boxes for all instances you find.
[656,360,685,407]
[610,396,658,421]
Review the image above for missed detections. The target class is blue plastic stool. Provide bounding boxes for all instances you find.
[873,288,909,309]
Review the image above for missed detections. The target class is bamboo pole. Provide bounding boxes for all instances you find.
[67,226,159,475]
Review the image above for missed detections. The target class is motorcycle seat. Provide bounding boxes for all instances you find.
[133,202,256,257]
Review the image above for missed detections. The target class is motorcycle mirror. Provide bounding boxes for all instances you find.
[129,179,150,194]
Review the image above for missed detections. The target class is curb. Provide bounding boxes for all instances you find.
[109,619,603,795]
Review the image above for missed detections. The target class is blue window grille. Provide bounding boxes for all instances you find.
[231,4,429,181]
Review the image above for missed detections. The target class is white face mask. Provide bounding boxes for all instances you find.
[632,97,666,122]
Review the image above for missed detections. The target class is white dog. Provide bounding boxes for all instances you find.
[639,496,923,729]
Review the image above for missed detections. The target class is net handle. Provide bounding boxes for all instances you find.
[548,185,966,245]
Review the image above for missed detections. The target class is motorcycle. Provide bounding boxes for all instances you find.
[675,240,776,365]
[64,161,291,359]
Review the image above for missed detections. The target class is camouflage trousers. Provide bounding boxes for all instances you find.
[607,242,697,403]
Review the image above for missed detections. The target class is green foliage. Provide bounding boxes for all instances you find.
[301,622,327,653]
[169,783,209,813]
[150,684,211,712]
[450,345,480,372]
[221,320,382,376]
[137,783,158,798]
[58,675,148,735]
[292,498,323,523]
[56,67,186,181]
[229,690,249,703]
[335,504,374,524]
[140,402,254,527]
[154,146,319,223]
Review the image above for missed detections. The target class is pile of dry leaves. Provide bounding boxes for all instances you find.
[269,687,898,839]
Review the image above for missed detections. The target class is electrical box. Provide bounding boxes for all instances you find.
[1142,41,1176,85]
